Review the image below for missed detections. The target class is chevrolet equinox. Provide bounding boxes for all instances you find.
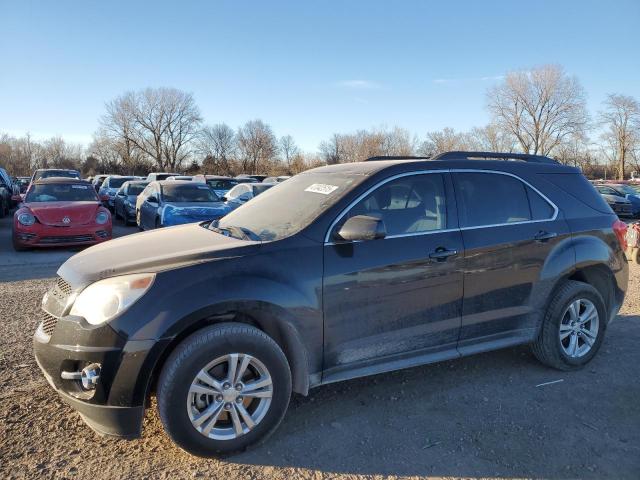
[34,151,629,456]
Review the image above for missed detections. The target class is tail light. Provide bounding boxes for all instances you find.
[612,219,628,250]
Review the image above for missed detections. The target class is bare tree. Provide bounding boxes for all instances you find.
[236,120,278,173]
[101,87,202,171]
[598,93,640,180]
[468,124,516,152]
[279,135,299,172]
[487,65,589,156]
[319,127,415,164]
[197,124,237,175]
[419,127,472,156]
[319,133,345,164]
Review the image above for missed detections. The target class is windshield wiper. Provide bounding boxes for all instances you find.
[207,223,259,241]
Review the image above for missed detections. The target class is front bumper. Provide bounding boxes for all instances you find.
[33,313,163,439]
[14,223,111,248]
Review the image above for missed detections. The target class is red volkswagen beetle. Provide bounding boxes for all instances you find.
[12,177,112,251]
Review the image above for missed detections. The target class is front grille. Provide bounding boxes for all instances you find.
[41,311,58,336]
[40,234,94,244]
[56,277,73,297]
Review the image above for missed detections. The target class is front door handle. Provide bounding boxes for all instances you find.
[534,230,558,242]
[429,248,458,261]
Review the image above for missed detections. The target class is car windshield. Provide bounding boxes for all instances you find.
[37,170,81,180]
[127,183,147,195]
[216,172,365,241]
[613,184,638,195]
[161,184,219,202]
[207,179,237,190]
[26,183,97,202]
[108,177,132,188]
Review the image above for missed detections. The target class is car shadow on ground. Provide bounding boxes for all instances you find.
[227,316,640,478]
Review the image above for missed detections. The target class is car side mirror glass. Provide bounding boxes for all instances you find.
[221,196,227,202]
[147,195,158,204]
[336,215,386,242]
[239,193,252,201]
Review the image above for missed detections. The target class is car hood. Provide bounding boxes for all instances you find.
[27,202,100,226]
[58,222,260,287]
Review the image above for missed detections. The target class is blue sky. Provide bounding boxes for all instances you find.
[1,0,639,152]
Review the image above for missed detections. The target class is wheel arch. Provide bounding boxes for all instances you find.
[142,302,311,405]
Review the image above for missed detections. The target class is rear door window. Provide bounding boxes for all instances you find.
[454,172,554,228]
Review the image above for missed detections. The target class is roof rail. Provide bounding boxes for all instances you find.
[431,151,558,164]
[363,156,431,161]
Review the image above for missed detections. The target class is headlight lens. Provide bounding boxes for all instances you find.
[70,273,155,325]
[17,212,36,226]
[96,211,109,224]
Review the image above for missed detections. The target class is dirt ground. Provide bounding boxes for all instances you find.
[1,229,639,479]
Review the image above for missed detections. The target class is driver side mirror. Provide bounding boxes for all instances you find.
[238,193,252,202]
[146,195,158,204]
[336,215,386,242]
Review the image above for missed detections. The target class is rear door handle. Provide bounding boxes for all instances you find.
[429,248,458,261]
[534,230,558,242]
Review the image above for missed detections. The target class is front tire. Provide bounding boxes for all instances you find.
[157,323,292,457]
[531,280,607,370]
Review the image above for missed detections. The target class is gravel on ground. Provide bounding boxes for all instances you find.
[1,262,639,479]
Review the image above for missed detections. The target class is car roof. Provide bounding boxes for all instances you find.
[305,155,578,177]
[34,177,92,185]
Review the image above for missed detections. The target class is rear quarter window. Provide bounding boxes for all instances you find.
[539,174,612,214]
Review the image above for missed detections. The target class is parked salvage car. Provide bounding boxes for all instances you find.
[223,182,274,210]
[15,176,31,193]
[192,175,239,197]
[98,176,136,211]
[0,166,14,217]
[13,177,111,250]
[91,174,110,192]
[33,151,628,457]
[136,180,231,230]
[146,172,180,182]
[595,184,634,217]
[114,180,149,225]
[31,168,81,183]
[599,183,640,217]
[263,176,290,183]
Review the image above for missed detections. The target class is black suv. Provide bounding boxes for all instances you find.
[34,152,628,456]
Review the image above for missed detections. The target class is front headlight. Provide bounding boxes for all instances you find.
[18,212,36,226]
[70,273,155,325]
[96,211,109,224]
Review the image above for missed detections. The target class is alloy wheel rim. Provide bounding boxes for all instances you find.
[559,298,599,358]
[187,353,273,440]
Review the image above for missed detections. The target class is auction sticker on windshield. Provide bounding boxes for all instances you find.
[304,183,339,195]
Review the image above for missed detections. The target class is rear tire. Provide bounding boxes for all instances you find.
[157,323,292,457]
[531,280,607,370]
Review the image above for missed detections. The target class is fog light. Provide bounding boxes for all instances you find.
[80,363,101,390]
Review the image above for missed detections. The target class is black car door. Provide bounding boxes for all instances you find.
[322,171,464,381]
[452,170,571,354]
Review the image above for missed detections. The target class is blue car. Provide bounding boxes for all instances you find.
[597,183,640,217]
[192,175,239,197]
[114,180,149,225]
[98,175,136,210]
[136,180,232,230]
